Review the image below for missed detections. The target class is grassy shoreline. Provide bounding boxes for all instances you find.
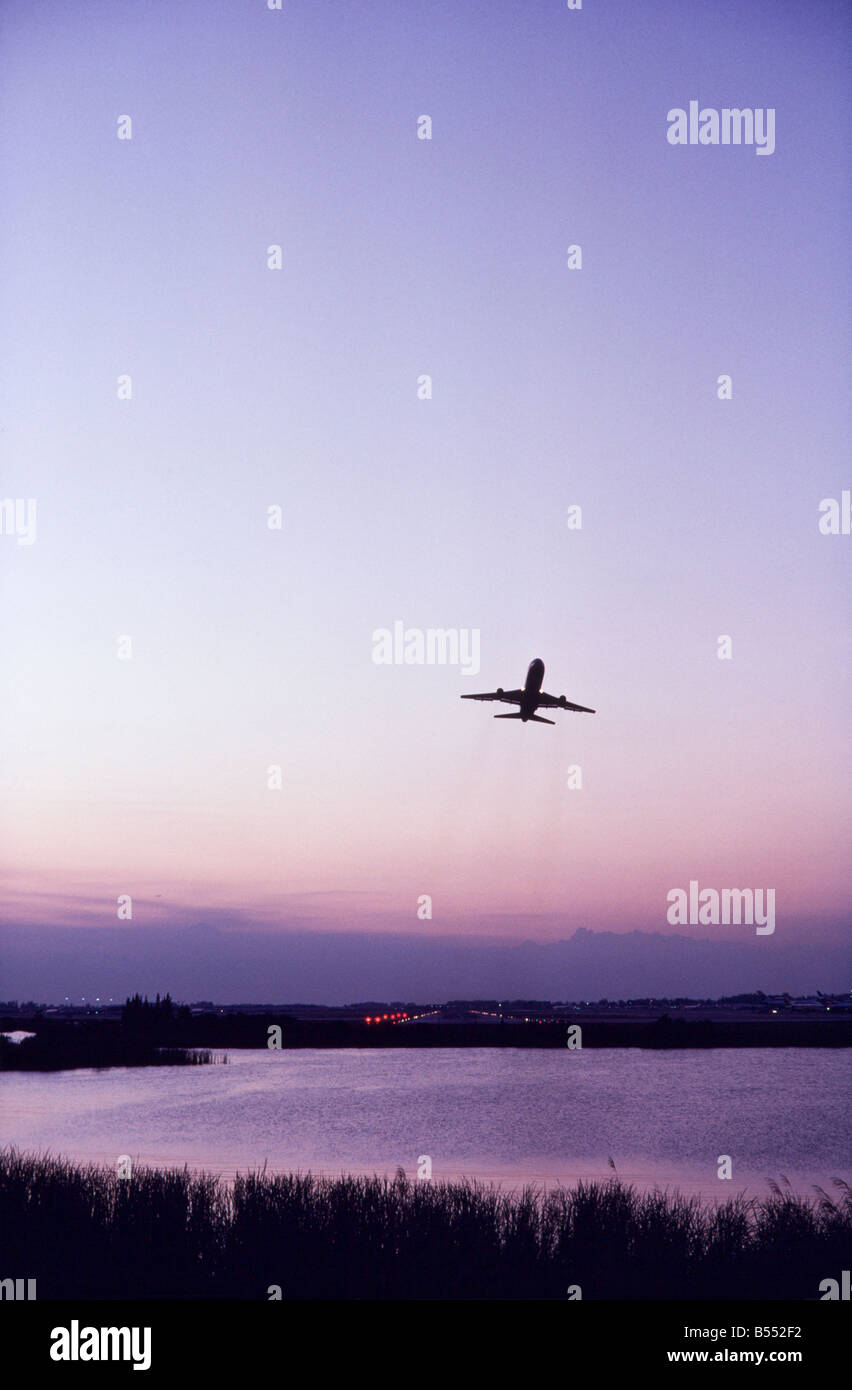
[2,1014,851,1068]
[1,1149,848,1300]
[0,1033,221,1070]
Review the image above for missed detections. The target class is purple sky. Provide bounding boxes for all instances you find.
[1,0,849,1000]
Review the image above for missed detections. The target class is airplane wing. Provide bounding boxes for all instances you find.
[538,691,596,713]
[460,689,524,704]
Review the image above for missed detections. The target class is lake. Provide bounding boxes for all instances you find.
[1,1047,848,1197]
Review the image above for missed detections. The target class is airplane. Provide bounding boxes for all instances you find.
[460,658,595,725]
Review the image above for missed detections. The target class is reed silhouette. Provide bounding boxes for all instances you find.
[1,1149,848,1300]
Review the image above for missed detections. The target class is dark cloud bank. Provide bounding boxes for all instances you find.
[1,920,849,1003]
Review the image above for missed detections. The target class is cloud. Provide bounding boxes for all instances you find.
[0,918,847,1004]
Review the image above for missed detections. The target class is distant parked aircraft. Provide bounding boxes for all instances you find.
[460,658,595,725]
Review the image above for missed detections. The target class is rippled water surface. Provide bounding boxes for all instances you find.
[2,1048,848,1196]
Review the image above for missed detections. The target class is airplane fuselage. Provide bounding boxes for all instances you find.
[519,658,545,720]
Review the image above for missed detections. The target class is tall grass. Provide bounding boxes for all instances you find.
[0,1148,848,1299]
